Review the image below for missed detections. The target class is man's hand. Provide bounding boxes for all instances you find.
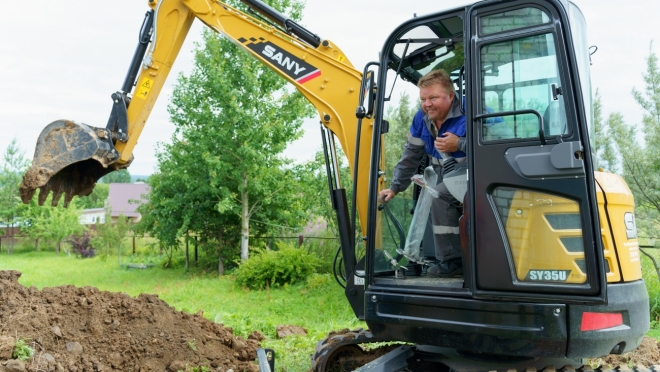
[379,189,396,203]
[435,132,459,153]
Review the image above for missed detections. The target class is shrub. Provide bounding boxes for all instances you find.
[235,243,320,290]
[302,232,339,275]
[641,248,660,322]
[66,233,95,258]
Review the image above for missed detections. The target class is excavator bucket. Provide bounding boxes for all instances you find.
[20,120,130,207]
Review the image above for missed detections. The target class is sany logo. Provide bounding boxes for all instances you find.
[262,45,307,76]
[240,37,321,84]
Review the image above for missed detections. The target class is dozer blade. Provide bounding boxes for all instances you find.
[20,120,131,207]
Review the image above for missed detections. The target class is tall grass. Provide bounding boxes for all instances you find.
[641,247,660,338]
[0,251,362,371]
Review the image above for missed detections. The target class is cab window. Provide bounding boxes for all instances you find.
[480,32,568,141]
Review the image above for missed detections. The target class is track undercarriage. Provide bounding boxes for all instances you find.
[304,329,659,372]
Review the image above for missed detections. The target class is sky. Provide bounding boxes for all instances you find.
[1,0,658,176]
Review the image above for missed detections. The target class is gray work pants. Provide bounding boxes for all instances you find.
[430,174,462,262]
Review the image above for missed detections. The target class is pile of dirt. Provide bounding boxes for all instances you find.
[2,268,660,371]
[0,270,262,372]
[600,336,660,369]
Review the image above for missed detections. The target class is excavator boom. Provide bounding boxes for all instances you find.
[20,0,378,235]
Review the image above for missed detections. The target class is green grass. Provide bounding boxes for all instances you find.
[641,247,660,338]
[3,247,660,370]
[0,251,362,371]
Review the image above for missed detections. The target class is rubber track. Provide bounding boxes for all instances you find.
[311,328,386,372]
[310,329,660,372]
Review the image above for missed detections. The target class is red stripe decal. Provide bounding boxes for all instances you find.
[297,70,321,84]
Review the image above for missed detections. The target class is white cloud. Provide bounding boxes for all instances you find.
[1,0,658,175]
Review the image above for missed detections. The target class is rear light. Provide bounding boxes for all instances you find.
[581,312,623,331]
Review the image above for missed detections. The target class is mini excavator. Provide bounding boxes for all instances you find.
[20,0,650,371]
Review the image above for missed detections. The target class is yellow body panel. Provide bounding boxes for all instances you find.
[505,189,586,284]
[594,171,642,282]
[503,172,642,284]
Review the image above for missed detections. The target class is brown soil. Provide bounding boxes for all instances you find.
[0,271,261,372]
[600,336,660,369]
[19,167,51,203]
[2,268,659,371]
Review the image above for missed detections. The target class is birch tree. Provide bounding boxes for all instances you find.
[161,0,313,262]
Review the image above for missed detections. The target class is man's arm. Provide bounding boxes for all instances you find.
[389,132,426,194]
[457,137,467,153]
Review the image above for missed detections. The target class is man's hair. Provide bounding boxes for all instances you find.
[417,69,454,95]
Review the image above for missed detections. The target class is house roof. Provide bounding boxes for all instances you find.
[107,183,150,218]
[80,208,105,215]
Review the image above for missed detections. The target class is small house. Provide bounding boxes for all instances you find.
[106,183,150,223]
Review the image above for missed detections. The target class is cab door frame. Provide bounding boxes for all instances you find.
[465,0,607,303]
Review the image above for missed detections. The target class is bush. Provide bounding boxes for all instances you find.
[66,233,95,258]
[302,233,339,275]
[642,249,660,322]
[235,243,320,290]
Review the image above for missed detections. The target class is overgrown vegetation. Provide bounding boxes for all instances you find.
[235,243,320,289]
[642,248,660,325]
[92,211,130,262]
[0,139,30,254]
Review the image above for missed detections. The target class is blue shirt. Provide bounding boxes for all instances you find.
[410,108,466,161]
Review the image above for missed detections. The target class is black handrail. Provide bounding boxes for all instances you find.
[474,109,546,145]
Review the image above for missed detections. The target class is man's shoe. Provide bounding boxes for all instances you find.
[427,260,463,278]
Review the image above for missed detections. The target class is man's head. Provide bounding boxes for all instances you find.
[417,69,455,124]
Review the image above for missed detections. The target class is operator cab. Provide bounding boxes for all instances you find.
[365,0,598,294]
[340,0,647,360]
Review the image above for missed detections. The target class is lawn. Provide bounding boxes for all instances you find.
[0,250,363,372]
[2,246,659,371]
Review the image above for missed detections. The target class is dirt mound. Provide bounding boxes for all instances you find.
[2,269,659,371]
[600,336,660,369]
[0,270,261,372]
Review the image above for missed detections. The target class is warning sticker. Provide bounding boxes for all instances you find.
[135,78,154,100]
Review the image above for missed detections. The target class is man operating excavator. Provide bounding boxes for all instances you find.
[379,69,466,278]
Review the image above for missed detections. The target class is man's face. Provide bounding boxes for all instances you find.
[419,84,454,123]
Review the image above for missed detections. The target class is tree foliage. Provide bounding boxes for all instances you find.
[592,89,617,172]
[76,183,109,209]
[93,211,131,262]
[133,146,242,271]
[291,149,352,235]
[138,0,314,268]
[0,139,30,253]
[23,196,85,255]
[384,92,418,196]
[608,42,660,241]
[99,169,131,184]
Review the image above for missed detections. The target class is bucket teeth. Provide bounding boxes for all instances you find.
[20,119,132,207]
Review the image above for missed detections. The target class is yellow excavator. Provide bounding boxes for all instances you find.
[20,0,650,371]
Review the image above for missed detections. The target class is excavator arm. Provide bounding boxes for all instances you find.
[20,0,379,237]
